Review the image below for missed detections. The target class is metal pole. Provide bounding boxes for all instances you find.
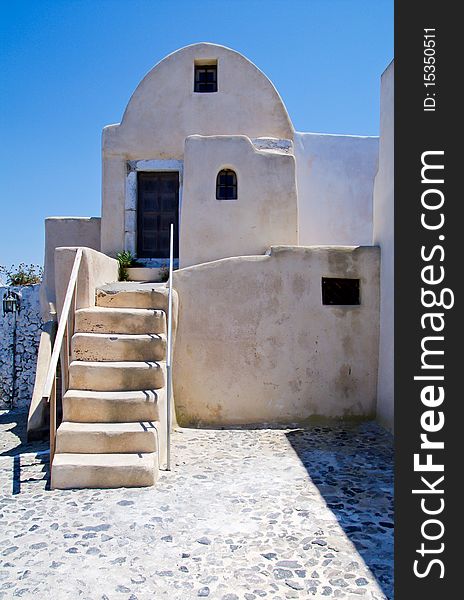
[50,377,57,465]
[166,223,174,471]
[11,310,17,407]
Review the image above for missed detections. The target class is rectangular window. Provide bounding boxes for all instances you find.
[321,277,360,305]
[194,63,217,93]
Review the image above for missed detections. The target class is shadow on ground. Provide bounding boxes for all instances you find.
[0,409,48,456]
[0,409,50,493]
[286,422,394,599]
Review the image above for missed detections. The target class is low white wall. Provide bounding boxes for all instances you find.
[40,217,101,319]
[54,247,119,318]
[294,132,379,246]
[0,284,43,410]
[28,320,55,438]
[173,245,380,425]
[180,135,298,267]
[373,61,394,431]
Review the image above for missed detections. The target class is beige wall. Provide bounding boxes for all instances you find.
[101,42,294,257]
[40,217,101,319]
[101,157,127,258]
[173,245,380,425]
[295,132,379,246]
[27,320,56,438]
[373,61,394,431]
[54,247,118,319]
[180,135,298,267]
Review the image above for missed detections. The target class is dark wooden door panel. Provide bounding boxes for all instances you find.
[137,171,179,258]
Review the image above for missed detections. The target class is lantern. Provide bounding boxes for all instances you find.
[2,290,21,316]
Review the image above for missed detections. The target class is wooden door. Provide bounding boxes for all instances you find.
[137,171,179,258]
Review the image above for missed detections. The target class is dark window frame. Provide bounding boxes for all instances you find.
[321,277,360,306]
[216,169,238,200]
[194,63,218,93]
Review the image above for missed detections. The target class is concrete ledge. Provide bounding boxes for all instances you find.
[75,307,166,335]
[63,389,163,423]
[55,422,158,454]
[51,452,158,489]
[69,360,166,392]
[72,332,166,362]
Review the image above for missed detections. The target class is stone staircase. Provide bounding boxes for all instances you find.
[51,283,174,490]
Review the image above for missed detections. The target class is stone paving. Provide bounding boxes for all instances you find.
[0,411,393,600]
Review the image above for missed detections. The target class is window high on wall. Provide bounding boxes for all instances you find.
[216,169,237,200]
[194,61,218,92]
[321,277,360,306]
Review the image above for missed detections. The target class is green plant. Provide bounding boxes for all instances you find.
[158,263,169,283]
[0,263,43,286]
[116,251,143,281]
[116,251,133,281]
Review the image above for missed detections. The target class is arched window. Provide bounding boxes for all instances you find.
[216,169,237,200]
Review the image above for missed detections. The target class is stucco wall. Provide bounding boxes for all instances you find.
[172,245,379,425]
[54,247,119,318]
[101,42,294,257]
[294,132,379,246]
[180,135,298,267]
[373,61,394,431]
[0,285,43,410]
[40,217,101,319]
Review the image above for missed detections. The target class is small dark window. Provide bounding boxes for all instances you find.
[322,277,360,305]
[216,169,237,200]
[194,64,217,92]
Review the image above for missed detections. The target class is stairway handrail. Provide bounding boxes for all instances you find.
[42,247,83,464]
[166,224,174,470]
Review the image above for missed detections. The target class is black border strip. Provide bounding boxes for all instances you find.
[395,3,461,597]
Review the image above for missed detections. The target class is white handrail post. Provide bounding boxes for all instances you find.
[166,223,174,471]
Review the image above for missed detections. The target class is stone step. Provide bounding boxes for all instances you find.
[69,360,166,391]
[51,452,158,489]
[72,332,166,362]
[63,389,163,423]
[75,307,166,335]
[96,283,169,311]
[55,421,158,454]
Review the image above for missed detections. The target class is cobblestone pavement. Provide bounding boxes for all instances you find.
[0,412,393,600]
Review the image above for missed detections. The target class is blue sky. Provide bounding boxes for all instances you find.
[0,0,393,268]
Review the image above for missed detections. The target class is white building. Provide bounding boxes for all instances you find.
[35,44,393,488]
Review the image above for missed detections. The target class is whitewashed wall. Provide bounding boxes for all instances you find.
[101,42,293,257]
[180,135,298,267]
[173,246,380,425]
[0,284,43,410]
[294,132,379,246]
[373,61,394,431]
